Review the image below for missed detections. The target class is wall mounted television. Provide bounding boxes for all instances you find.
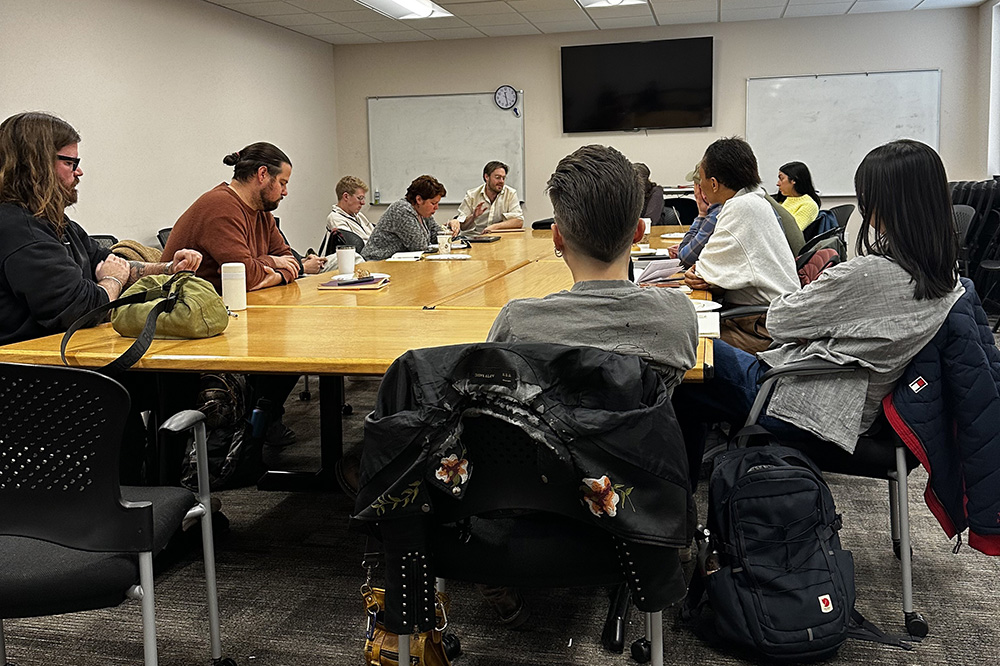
[561,37,714,133]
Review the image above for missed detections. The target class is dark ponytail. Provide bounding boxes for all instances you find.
[225,142,290,182]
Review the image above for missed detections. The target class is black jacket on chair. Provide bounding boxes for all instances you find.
[353,342,691,633]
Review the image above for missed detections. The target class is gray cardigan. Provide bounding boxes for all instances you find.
[758,255,964,452]
[361,198,441,261]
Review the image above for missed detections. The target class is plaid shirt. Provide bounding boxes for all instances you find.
[677,203,721,267]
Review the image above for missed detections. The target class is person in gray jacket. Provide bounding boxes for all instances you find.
[361,175,460,261]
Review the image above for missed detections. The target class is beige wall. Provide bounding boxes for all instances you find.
[333,7,986,228]
[0,0,337,251]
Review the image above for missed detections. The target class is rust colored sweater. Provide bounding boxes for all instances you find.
[162,183,296,291]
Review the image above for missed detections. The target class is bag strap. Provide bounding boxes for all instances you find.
[848,608,914,649]
[60,271,190,376]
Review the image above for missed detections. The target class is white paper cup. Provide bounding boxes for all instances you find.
[220,262,246,311]
[336,245,356,274]
[437,233,452,254]
[640,217,653,240]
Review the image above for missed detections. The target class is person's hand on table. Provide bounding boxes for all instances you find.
[668,244,679,259]
[169,248,202,273]
[270,254,300,275]
[250,265,281,291]
[684,265,713,291]
[301,253,326,274]
[95,254,130,283]
[447,219,462,237]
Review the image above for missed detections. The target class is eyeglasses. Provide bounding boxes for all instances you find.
[56,155,81,171]
[354,193,367,203]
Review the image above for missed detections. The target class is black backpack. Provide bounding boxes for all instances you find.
[691,445,856,661]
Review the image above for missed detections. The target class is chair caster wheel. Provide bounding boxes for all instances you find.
[213,658,238,666]
[892,540,913,560]
[905,611,929,638]
[343,403,353,416]
[442,632,462,660]
[630,637,652,663]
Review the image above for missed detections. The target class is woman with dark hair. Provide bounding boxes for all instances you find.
[775,161,821,230]
[633,162,664,225]
[674,139,964,464]
[361,175,460,261]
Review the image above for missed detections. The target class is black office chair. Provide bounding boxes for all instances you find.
[828,204,855,229]
[325,227,365,256]
[530,217,554,230]
[0,362,236,666]
[734,359,927,638]
[156,227,171,249]
[952,204,976,276]
[353,343,691,666]
[663,198,698,225]
[90,234,119,250]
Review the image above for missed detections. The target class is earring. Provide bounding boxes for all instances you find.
[554,248,563,258]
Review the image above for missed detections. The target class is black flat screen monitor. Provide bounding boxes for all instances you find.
[561,37,713,133]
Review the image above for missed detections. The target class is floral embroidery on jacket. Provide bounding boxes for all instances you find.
[436,454,470,486]
[581,475,634,517]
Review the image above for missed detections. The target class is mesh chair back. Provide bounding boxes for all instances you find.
[156,227,172,249]
[0,363,152,552]
[90,234,119,250]
[953,204,976,244]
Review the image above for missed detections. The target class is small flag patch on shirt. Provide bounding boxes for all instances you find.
[818,594,834,613]
[909,377,928,393]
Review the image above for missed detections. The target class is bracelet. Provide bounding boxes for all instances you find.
[102,275,124,292]
[166,261,173,273]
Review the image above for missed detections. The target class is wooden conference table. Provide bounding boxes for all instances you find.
[0,227,712,490]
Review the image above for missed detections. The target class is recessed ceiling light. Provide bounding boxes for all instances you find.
[354,0,453,20]
[577,0,647,7]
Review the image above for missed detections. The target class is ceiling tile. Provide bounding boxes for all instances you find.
[437,0,507,3]
[532,20,597,31]
[263,12,333,25]
[653,9,717,22]
[292,21,359,33]
[420,26,488,38]
[915,0,980,6]
[783,2,851,16]
[720,6,784,20]
[721,0,785,9]
[285,0,359,10]
[478,22,544,34]
[365,29,435,39]
[226,1,308,16]
[463,12,531,24]
[444,1,518,15]
[508,0,577,11]
[649,0,716,14]
[593,15,657,27]
[849,0,921,11]
[520,8,591,21]
[317,8,385,21]
[585,5,653,18]
[349,19,411,30]
[413,15,477,27]
[321,32,381,42]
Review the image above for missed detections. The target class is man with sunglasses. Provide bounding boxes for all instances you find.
[0,112,202,346]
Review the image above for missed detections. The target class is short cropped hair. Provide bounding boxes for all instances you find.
[701,137,761,192]
[546,145,642,263]
[223,142,291,183]
[336,175,369,200]
[405,175,446,204]
[483,161,508,178]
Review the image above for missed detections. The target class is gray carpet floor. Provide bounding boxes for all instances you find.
[4,375,999,666]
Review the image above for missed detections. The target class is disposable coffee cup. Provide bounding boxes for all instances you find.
[221,262,247,311]
[640,217,653,241]
[437,233,452,254]
[336,245,356,274]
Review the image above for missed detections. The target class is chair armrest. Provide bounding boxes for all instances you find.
[719,305,767,320]
[160,409,206,433]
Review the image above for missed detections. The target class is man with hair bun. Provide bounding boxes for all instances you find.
[453,160,524,235]
[163,142,315,291]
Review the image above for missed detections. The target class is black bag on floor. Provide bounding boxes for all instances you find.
[691,445,856,662]
[180,373,267,491]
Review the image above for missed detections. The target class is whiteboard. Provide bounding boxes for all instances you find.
[367,93,525,205]
[746,70,940,196]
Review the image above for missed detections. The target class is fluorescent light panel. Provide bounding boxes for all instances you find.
[354,0,453,19]
[577,0,647,7]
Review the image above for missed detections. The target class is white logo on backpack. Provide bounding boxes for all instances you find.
[818,594,834,613]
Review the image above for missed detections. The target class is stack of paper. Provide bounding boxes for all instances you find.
[636,258,683,284]
[318,273,390,290]
[386,251,425,262]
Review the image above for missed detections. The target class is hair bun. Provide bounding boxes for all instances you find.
[222,151,241,166]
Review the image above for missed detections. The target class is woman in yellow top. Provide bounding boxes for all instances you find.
[775,161,821,230]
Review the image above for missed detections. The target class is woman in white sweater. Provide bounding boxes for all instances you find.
[684,137,799,353]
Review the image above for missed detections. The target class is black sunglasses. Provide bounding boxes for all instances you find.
[56,154,81,171]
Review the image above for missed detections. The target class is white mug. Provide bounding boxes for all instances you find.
[220,262,247,311]
[336,245,356,275]
[437,233,452,254]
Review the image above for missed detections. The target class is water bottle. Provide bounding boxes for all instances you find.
[373,189,380,204]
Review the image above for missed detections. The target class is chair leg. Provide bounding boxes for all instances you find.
[647,611,663,666]
[193,420,225,661]
[398,633,411,664]
[139,550,159,666]
[894,445,928,638]
[1,618,8,666]
[888,477,901,552]
[435,577,446,594]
